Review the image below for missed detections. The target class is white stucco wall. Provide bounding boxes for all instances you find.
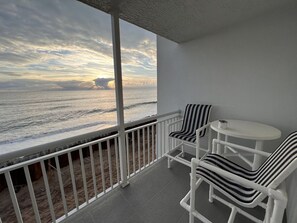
[157,7,297,223]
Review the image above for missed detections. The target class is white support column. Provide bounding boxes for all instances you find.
[111,11,129,187]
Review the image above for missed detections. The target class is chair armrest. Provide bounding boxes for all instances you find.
[195,123,212,157]
[191,158,283,200]
[195,123,210,134]
[212,139,271,158]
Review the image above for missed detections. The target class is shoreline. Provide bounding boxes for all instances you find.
[0,124,157,223]
[0,114,158,166]
[0,123,114,166]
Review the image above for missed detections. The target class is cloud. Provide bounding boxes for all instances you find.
[0,71,22,77]
[0,0,156,90]
[0,79,95,91]
[122,76,156,88]
[0,77,156,92]
[54,80,94,90]
[0,79,58,91]
[93,78,114,90]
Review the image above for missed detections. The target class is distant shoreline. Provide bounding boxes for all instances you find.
[0,114,157,166]
[0,89,157,150]
[0,86,157,93]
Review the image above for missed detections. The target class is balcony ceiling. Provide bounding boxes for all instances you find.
[79,0,295,43]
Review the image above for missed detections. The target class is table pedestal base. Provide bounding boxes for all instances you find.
[253,141,263,170]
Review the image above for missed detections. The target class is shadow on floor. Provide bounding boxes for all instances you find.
[65,157,279,223]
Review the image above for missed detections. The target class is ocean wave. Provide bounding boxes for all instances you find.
[0,97,90,106]
[49,105,72,110]
[0,121,111,145]
[85,101,157,115]
[124,101,157,111]
[0,101,157,133]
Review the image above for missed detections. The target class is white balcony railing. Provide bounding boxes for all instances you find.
[0,111,181,223]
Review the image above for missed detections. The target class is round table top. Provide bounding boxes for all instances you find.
[210,120,281,141]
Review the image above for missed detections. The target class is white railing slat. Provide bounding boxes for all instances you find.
[132,131,136,174]
[156,123,159,159]
[79,148,88,203]
[152,124,155,162]
[67,152,79,209]
[24,166,41,223]
[98,142,106,193]
[147,126,150,165]
[114,138,120,184]
[89,145,98,198]
[162,121,165,156]
[4,172,23,223]
[137,129,141,170]
[164,120,167,153]
[142,128,146,167]
[125,134,130,178]
[54,156,68,217]
[107,140,113,189]
[40,160,56,222]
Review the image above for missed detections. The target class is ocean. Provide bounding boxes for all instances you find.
[0,88,157,147]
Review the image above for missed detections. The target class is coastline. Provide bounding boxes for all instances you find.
[0,123,113,166]
[0,123,156,222]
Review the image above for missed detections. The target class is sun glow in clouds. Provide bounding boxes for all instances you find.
[0,0,156,91]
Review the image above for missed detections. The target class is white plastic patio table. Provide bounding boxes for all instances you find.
[210,120,281,170]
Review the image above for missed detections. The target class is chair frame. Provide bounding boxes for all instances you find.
[165,106,213,168]
[180,133,291,223]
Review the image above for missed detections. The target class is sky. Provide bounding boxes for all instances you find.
[0,0,157,91]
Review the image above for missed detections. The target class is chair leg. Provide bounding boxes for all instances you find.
[168,134,171,168]
[181,143,185,157]
[208,185,213,203]
[270,199,287,223]
[205,122,214,203]
[224,135,228,154]
[266,183,287,223]
[264,197,273,223]
[189,161,198,223]
[167,157,171,168]
[228,207,237,223]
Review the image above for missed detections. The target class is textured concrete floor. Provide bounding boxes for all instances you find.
[64,157,277,223]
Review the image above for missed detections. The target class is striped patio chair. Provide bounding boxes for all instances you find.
[181,132,297,223]
[165,104,212,168]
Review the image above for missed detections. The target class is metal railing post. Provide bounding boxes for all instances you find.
[111,10,129,187]
[156,122,161,158]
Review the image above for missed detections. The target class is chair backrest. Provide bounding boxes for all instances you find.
[255,131,297,189]
[180,104,212,137]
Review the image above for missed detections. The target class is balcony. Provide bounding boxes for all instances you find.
[0,112,270,223]
[0,112,181,223]
[1,1,297,222]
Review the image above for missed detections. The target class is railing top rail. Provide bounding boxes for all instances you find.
[125,121,157,133]
[157,112,181,122]
[0,110,180,165]
[125,112,180,133]
[124,110,180,129]
[0,133,119,174]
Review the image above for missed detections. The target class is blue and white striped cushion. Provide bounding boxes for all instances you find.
[169,104,212,143]
[196,132,297,206]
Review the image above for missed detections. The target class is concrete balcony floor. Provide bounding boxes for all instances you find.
[65,157,271,223]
